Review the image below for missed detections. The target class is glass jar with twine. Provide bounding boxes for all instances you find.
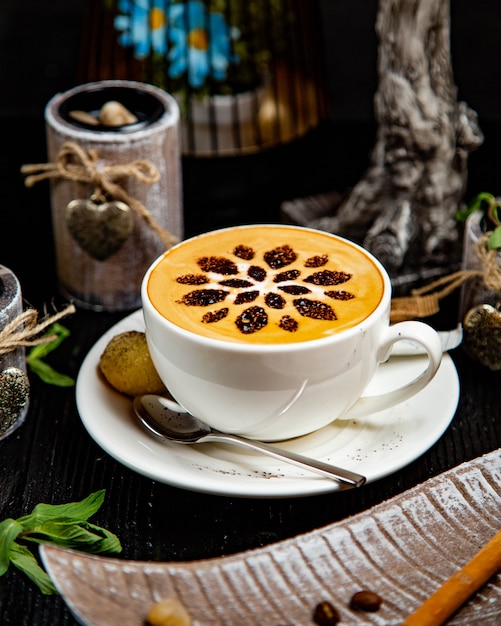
[390,193,501,371]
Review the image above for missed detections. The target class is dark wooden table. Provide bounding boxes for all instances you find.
[0,117,500,626]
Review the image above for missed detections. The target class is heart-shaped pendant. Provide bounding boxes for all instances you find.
[65,199,134,261]
[0,367,30,436]
[463,303,501,370]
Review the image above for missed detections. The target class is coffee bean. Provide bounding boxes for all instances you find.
[349,590,383,612]
[312,601,340,625]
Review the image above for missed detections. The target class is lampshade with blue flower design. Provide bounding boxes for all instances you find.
[79,0,328,156]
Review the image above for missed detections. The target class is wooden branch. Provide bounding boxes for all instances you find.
[402,529,501,626]
[282,0,483,276]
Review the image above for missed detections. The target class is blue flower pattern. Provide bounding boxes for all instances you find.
[114,0,239,89]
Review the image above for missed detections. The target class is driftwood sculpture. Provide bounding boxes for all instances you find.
[282,0,483,279]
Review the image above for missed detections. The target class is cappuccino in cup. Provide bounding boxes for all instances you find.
[142,225,442,441]
[147,225,385,344]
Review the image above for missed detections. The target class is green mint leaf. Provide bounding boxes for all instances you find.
[1,491,121,596]
[17,490,107,529]
[26,323,75,387]
[9,543,58,595]
[455,192,495,222]
[26,358,75,387]
[24,521,121,554]
[27,323,70,360]
[488,225,501,250]
[65,522,122,554]
[84,524,122,554]
[0,518,24,576]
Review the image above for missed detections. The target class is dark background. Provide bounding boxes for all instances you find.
[1,2,500,124]
[0,0,501,271]
[1,0,500,299]
[0,4,500,624]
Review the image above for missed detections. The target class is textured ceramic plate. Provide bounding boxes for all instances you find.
[41,449,501,626]
[76,310,460,498]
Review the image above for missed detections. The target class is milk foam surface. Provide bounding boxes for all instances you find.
[147,226,385,344]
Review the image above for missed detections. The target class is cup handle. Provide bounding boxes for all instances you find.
[344,321,444,419]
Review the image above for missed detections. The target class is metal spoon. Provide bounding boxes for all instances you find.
[133,394,366,488]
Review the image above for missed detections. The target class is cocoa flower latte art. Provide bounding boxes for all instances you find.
[147,226,384,344]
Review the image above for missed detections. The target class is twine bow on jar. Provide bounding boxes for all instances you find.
[390,235,501,323]
[21,141,178,249]
[0,303,76,436]
[0,304,76,356]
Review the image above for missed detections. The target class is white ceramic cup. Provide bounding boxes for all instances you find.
[142,225,443,441]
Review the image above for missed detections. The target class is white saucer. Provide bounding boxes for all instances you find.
[76,310,460,498]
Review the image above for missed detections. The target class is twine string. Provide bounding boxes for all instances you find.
[0,304,76,356]
[390,235,501,322]
[21,141,178,249]
[476,236,501,292]
[411,236,501,297]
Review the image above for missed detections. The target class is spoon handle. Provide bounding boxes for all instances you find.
[202,432,366,488]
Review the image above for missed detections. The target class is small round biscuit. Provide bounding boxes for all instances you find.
[99,330,167,397]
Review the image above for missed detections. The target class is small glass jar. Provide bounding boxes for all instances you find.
[45,80,183,312]
[0,266,30,439]
[459,211,501,370]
